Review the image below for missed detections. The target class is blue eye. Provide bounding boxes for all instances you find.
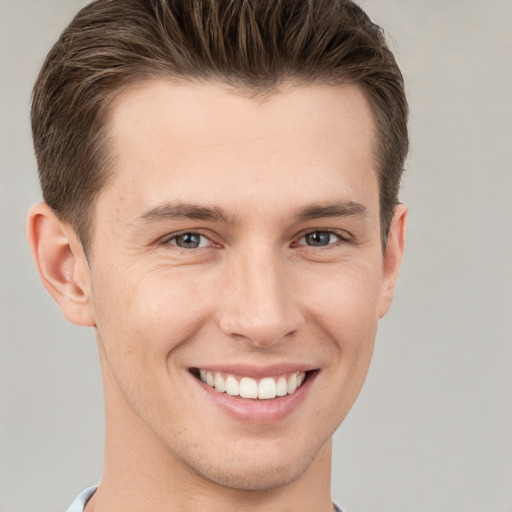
[168,232,210,249]
[299,231,340,247]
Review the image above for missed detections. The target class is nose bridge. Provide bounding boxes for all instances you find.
[218,243,302,346]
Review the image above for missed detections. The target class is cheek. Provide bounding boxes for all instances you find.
[301,260,382,342]
[90,265,218,367]
[304,270,380,433]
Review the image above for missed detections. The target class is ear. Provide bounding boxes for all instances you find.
[378,203,408,319]
[27,202,95,327]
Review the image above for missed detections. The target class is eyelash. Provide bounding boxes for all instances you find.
[161,229,349,250]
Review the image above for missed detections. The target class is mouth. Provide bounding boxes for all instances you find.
[189,366,318,423]
[190,368,311,400]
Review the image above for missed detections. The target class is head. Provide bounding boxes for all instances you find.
[31,0,407,252]
[28,0,409,501]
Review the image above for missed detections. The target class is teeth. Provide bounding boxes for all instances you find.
[287,373,297,394]
[225,375,239,396]
[276,376,288,396]
[197,370,307,400]
[258,377,276,399]
[239,377,258,399]
[214,373,226,393]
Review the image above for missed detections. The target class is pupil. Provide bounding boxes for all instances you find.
[177,233,200,248]
[306,232,330,246]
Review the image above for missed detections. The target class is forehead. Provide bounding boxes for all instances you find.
[98,79,379,225]
[108,79,376,161]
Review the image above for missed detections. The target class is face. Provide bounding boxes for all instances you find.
[85,80,404,491]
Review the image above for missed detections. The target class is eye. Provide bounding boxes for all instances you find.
[166,232,212,249]
[297,231,341,247]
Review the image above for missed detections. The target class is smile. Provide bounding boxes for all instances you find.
[191,368,307,400]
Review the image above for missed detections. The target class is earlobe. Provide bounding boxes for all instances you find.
[27,202,95,327]
[378,203,408,319]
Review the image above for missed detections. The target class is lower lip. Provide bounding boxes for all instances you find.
[193,372,317,424]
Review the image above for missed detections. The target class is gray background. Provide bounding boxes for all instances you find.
[1,1,511,511]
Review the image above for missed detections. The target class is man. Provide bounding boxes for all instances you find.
[27,1,408,510]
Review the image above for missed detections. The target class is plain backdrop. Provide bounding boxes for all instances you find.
[1,1,511,511]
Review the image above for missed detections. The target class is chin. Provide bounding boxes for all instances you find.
[176,434,328,492]
[193,456,311,491]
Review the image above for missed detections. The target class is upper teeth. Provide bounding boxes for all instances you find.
[198,369,306,400]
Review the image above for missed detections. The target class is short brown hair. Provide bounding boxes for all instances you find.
[32,0,408,249]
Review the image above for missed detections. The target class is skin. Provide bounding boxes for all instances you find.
[28,80,407,512]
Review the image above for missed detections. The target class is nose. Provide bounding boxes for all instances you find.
[217,248,303,348]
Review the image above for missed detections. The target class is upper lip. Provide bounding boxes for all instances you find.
[190,363,318,379]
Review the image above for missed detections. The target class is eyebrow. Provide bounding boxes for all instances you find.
[294,201,368,221]
[134,199,368,225]
[135,201,236,224]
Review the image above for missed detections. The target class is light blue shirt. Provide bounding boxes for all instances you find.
[66,486,97,512]
[66,486,345,511]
